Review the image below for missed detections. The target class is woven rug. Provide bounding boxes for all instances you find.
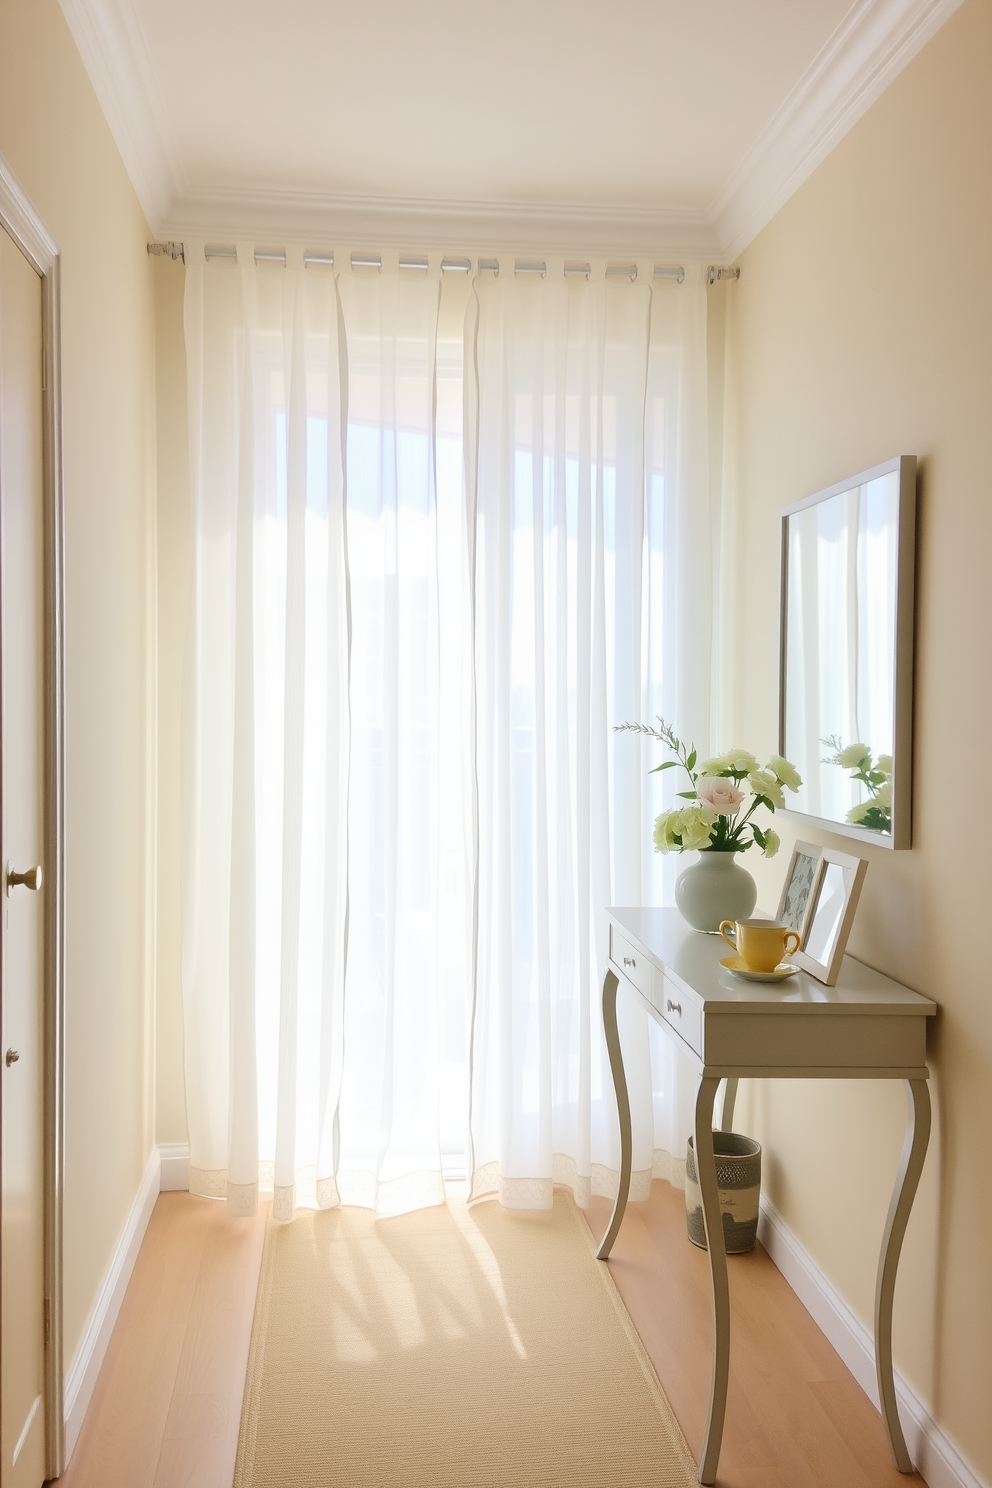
[234,1190,696,1487]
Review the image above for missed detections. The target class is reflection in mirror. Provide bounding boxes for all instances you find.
[780,456,915,848]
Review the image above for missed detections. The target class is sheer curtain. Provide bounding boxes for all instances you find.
[467,265,710,1206]
[180,251,712,1218]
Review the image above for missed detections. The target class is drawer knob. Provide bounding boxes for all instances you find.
[623,956,635,968]
[666,999,682,1015]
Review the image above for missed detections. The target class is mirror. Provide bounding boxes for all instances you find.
[779,456,916,849]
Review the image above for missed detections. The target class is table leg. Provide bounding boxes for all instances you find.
[720,1076,739,1133]
[695,1075,729,1486]
[596,968,631,1262]
[875,1077,931,1472]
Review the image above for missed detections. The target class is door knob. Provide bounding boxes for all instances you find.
[5,1049,19,1067]
[6,865,42,894]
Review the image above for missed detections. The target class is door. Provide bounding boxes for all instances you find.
[0,224,46,1486]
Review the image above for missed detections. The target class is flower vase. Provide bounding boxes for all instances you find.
[675,849,757,933]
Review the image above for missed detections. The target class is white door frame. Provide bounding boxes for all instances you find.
[0,150,66,1481]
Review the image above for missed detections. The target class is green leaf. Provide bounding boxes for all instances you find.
[648,760,678,773]
[752,825,766,848]
[676,790,698,800]
[853,806,891,833]
[686,749,697,771]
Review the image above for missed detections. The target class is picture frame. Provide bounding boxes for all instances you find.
[775,840,824,944]
[791,847,868,986]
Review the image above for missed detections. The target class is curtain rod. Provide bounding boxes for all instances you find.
[147,241,700,285]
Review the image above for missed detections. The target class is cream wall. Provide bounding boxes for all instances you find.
[724,0,992,1479]
[152,257,189,1146]
[0,0,158,1376]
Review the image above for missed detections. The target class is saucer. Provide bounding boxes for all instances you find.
[720,955,800,983]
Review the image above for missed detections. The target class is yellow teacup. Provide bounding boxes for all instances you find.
[720,918,800,974]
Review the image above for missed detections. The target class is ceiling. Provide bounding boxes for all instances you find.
[59,0,960,258]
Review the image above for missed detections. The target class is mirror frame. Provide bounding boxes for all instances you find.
[778,454,917,851]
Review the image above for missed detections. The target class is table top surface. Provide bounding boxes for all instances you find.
[609,906,937,1017]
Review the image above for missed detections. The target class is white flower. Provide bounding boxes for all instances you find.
[652,801,719,854]
[761,829,780,858]
[652,811,679,855]
[748,769,784,808]
[838,743,872,770]
[698,748,758,777]
[768,755,802,792]
[724,748,758,774]
[846,799,875,824]
[678,804,718,851]
[696,776,747,816]
[653,805,716,854]
[877,754,893,778]
[875,780,892,808]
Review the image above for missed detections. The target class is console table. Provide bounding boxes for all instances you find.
[597,906,936,1486]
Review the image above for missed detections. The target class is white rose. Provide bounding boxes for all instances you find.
[846,799,874,824]
[675,802,718,852]
[875,780,892,808]
[748,769,784,808]
[697,755,730,777]
[696,776,747,816]
[724,748,758,774]
[839,743,872,770]
[876,754,893,778]
[653,811,677,854]
[768,755,802,792]
[761,829,780,858]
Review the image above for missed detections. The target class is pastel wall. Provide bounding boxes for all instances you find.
[724,1,992,1479]
[0,0,157,1378]
[152,255,190,1148]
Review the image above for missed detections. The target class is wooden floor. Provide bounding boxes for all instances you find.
[585,1188,923,1488]
[52,1193,268,1488]
[52,1182,922,1488]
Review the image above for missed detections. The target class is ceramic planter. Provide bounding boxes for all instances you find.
[685,1131,762,1254]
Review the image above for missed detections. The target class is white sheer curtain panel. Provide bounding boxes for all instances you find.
[182,250,466,1217]
[467,267,711,1208]
[181,251,711,1220]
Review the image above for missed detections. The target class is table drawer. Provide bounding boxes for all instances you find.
[610,924,653,1001]
[658,974,702,1057]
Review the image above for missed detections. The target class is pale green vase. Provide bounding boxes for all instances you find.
[675,849,757,933]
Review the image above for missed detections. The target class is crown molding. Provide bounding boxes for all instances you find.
[61,0,962,259]
[712,0,965,262]
[58,0,183,230]
[163,185,720,259]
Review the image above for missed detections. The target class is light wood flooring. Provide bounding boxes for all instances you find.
[52,1183,923,1488]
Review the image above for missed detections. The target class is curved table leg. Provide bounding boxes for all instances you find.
[720,1076,739,1133]
[596,968,632,1261]
[695,1075,729,1486]
[875,1077,931,1472]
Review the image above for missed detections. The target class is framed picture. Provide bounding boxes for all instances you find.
[775,840,824,944]
[791,847,868,985]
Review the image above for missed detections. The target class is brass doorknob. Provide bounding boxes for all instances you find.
[6,865,42,894]
[5,1049,19,1067]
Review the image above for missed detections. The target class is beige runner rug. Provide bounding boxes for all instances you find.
[235,1189,696,1487]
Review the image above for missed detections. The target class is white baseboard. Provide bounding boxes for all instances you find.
[758,1197,986,1488]
[63,1141,191,1462]
[158,1141,190,1192]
